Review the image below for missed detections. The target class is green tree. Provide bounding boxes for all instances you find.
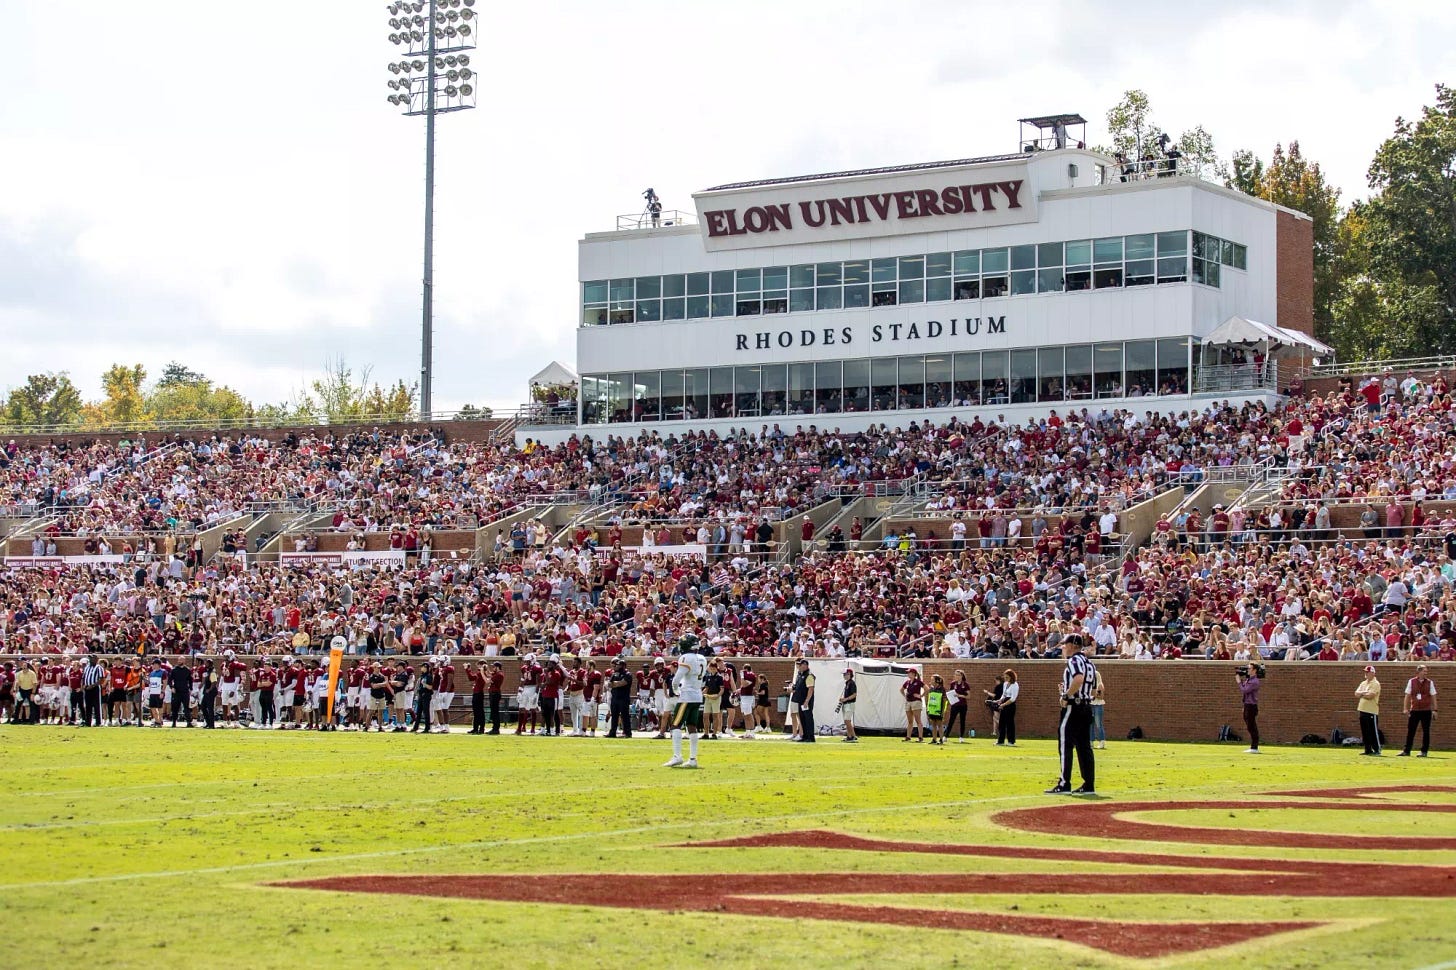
[147,380,253,426]
[1176,125,1226,181]
[1227,149,1265,196]
[306,358,418,422]
[1100,89,1159,159]
[1358,83,1456,352]
[2,372,84,428]
[1329,274,1445,361]
[83,363,150,428]
[455,403,492,420]
[155,361,207,389]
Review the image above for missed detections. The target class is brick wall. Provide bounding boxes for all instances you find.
[13,655,1444,747]
[1275,210,1315,337]
[478,659,1447,746]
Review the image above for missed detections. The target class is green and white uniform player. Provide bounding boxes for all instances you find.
[663,643,707,769]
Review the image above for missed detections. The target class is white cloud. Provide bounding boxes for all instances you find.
[0,0,1451,412]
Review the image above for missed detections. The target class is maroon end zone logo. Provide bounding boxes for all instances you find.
[278,785,1456,959]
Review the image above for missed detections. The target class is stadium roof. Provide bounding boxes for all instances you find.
[701,153,1035,193]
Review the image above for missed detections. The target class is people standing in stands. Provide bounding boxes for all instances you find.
[1355,665,1382,756]
[996,669,1019,746]
[1399,664,1436,757]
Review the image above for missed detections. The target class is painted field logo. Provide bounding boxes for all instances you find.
[278,785,1456,959]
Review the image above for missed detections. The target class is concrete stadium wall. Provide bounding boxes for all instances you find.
[15,657,1446,749]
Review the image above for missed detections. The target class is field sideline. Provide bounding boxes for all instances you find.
[2,728,1453,969]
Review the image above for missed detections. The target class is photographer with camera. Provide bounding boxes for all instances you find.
[1236,662,1264,753]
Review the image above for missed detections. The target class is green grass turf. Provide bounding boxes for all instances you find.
[1,727,1454,969]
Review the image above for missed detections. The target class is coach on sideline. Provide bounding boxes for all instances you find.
[1047,634,1096,795]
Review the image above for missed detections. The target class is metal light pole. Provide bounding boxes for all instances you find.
[387,0,477,419]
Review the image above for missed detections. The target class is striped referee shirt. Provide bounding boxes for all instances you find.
[83,663,105,689]
[1062,651,1095,703]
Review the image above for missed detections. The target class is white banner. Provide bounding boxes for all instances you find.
[593,543,707,561]
[280,550,408,568]
[6,554,125,566]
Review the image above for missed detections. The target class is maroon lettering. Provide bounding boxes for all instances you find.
[939,187,964,214]
[972,184,998,211]
[914,189,943,217]
[799,200,827,228]
[827,198,856,226]
[705,211,733,237]
[851,196,870,222]
[958,186,979,212]
[998,180,1024,209]
[893,191,919,219]
[866,194,892,221]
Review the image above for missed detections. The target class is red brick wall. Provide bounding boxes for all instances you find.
[16,655,1445,746]
[1276,210,1315,337]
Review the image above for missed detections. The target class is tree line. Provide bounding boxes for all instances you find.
[0,359,487,432]
[1102,83,1456,362]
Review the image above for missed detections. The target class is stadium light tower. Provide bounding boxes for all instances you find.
[387,0,478,419]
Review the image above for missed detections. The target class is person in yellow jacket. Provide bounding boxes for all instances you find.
[1355,665,1382,756]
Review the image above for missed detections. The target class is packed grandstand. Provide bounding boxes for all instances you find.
[1,362,1454,713]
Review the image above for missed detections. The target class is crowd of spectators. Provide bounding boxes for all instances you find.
[3,367,1456,669]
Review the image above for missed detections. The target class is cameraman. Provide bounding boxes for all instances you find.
[1236,663,1263,753]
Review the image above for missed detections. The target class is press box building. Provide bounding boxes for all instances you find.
[564,115,1320,438]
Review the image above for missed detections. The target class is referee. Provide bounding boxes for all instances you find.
[81,655,105,728]
[1046,634,1096,795]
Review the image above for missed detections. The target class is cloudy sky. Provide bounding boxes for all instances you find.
[1,0,1452,413]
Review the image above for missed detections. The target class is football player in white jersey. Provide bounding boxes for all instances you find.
[663,640,707,769]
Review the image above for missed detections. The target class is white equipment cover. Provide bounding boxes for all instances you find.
[806,659,922,733]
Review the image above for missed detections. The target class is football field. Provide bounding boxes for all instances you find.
[2,727,1454,969]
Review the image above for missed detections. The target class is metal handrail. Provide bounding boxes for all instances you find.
[0,410,506,437]
[1307,355,1456,379]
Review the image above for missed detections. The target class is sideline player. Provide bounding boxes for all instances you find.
[517,652,542,735]
[663,642,707,769]
[219,651,248,727]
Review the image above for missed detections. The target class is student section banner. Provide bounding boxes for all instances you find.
[280,550,409,567]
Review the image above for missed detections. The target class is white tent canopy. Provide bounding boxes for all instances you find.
[1202,316,1333,358]
[529,360,578,387]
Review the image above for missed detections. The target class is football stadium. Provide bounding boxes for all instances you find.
[3,3,1456,968]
